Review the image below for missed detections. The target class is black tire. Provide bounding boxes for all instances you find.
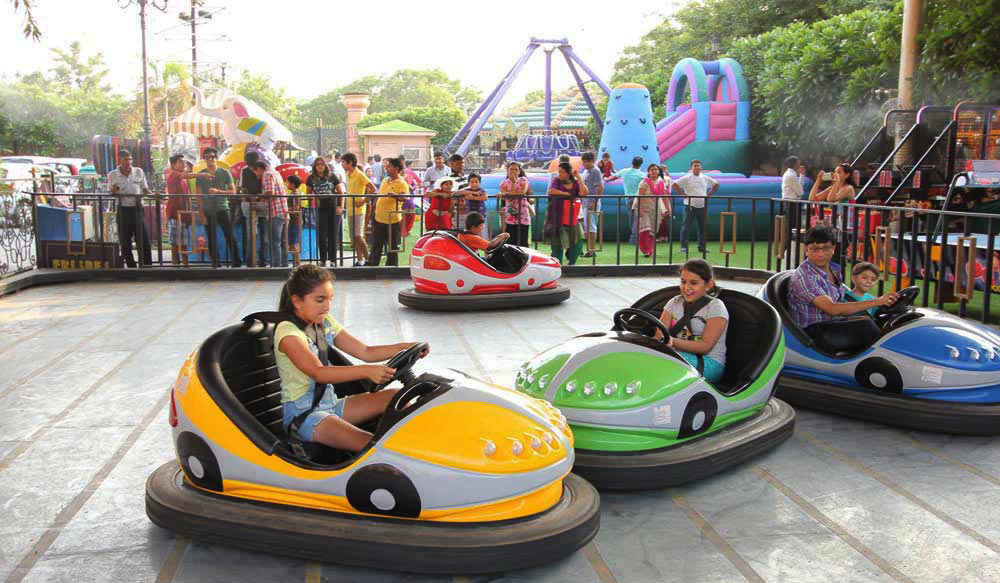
[397,285,570,311]
[854,357,903,393]
[175,431,223,491]
[775,375,1000,435]
[145,463,599,574]
[678,392,719,439]
[345,464,421,518]
[574,399,795,490]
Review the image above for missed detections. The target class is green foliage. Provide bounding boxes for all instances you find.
[298,69,478,133]
[727,8,901,164]
[372,69,481,114]
[234,70,302,128]
[0,41,126,155]
[915,0,1000,104]
[355,106,465,143]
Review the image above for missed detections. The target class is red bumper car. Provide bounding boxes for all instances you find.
[398,231,570,311]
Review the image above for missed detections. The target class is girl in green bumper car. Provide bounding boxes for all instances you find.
[655,259,728,383]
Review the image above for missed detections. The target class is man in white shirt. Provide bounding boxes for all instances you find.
[106,149,152,267]
[671,159,719,254]
[781,156,803,199]
[781,155,804,249]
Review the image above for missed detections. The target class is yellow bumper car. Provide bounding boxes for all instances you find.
[145,313,599,574]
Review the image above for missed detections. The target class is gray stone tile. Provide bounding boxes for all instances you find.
[759,434,1000,583]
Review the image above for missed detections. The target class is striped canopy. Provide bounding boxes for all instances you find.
[169,106,223,138]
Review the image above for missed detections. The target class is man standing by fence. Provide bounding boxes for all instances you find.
[197,147,240,268]
[612,156,645,245]
[106,149,151,268]
[673,159,719,255]
[253,160,289,268]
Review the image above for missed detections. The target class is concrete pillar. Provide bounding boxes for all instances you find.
[341,93,371,156]
[897,0,925,109]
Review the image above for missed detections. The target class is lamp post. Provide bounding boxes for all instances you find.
[121,0,168,173]
[316,118,324,157]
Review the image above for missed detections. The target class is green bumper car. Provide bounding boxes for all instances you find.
[515,286,795,490]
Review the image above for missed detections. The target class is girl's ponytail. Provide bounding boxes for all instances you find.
[278,264,334,314]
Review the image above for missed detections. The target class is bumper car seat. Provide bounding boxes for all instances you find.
[804,317,881,355]
[485,244,529,274]
[217,316,367,465]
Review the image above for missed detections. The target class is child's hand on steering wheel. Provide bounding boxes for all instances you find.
[408,342,430,358]
[365,365,396,384]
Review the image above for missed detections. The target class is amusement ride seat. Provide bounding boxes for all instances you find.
[200,314,372,465]
[629,287,782,396]
[767,271,878,358]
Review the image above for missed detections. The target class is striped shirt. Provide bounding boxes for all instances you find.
[788,259,844,329]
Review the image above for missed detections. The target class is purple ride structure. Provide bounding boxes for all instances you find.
[443,38,611,162]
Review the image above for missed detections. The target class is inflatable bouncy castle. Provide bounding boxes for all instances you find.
[655,58,751,176]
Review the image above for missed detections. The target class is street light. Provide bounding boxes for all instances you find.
[120,0,168,173]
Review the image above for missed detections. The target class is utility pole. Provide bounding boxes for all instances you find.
[123,0,167,173]
[898,0,925,109]
[190,0,198,86]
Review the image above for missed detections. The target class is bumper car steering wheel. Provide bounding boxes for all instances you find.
[373,342,429,392]
[874,286,919,327]
[612,308,671,342]
[485,233,511,253]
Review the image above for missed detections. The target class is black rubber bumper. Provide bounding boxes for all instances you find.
[398,285,570,311]
[776,376,1000,435]
[146,462,600,574]
[573,398,795,491]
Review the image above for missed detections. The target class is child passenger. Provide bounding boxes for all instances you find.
[275,265,429,452]
[457,212,509,254]
[655,259,728,383]
[846,261,880,316]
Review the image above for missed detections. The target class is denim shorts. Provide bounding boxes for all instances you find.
[282,386,345,442]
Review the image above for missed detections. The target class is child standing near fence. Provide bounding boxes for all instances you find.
[462,173,488,234]
[425,177,455,230]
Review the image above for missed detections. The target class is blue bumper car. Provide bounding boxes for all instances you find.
[762,271,1000,434]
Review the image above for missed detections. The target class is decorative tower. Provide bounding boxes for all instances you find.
[341,93,371,156]
[598,83,659,172]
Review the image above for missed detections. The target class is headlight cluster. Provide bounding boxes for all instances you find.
[514,367,572,441]
[480,428,561,460]
[515,366,548,397]
[562,378,642,399]
[943,344,1000,362]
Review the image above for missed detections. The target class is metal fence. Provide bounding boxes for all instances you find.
[4,189,999,324]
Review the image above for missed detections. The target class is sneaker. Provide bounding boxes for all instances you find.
[680,248,689,254]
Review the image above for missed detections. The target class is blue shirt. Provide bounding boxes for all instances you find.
[845,289,877,316]
[614,168,646,196]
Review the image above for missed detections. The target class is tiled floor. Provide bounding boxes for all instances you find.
[1,277,998,582]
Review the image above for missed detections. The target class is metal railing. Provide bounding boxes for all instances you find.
[6,188,999,324]
[776,197,999,323]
